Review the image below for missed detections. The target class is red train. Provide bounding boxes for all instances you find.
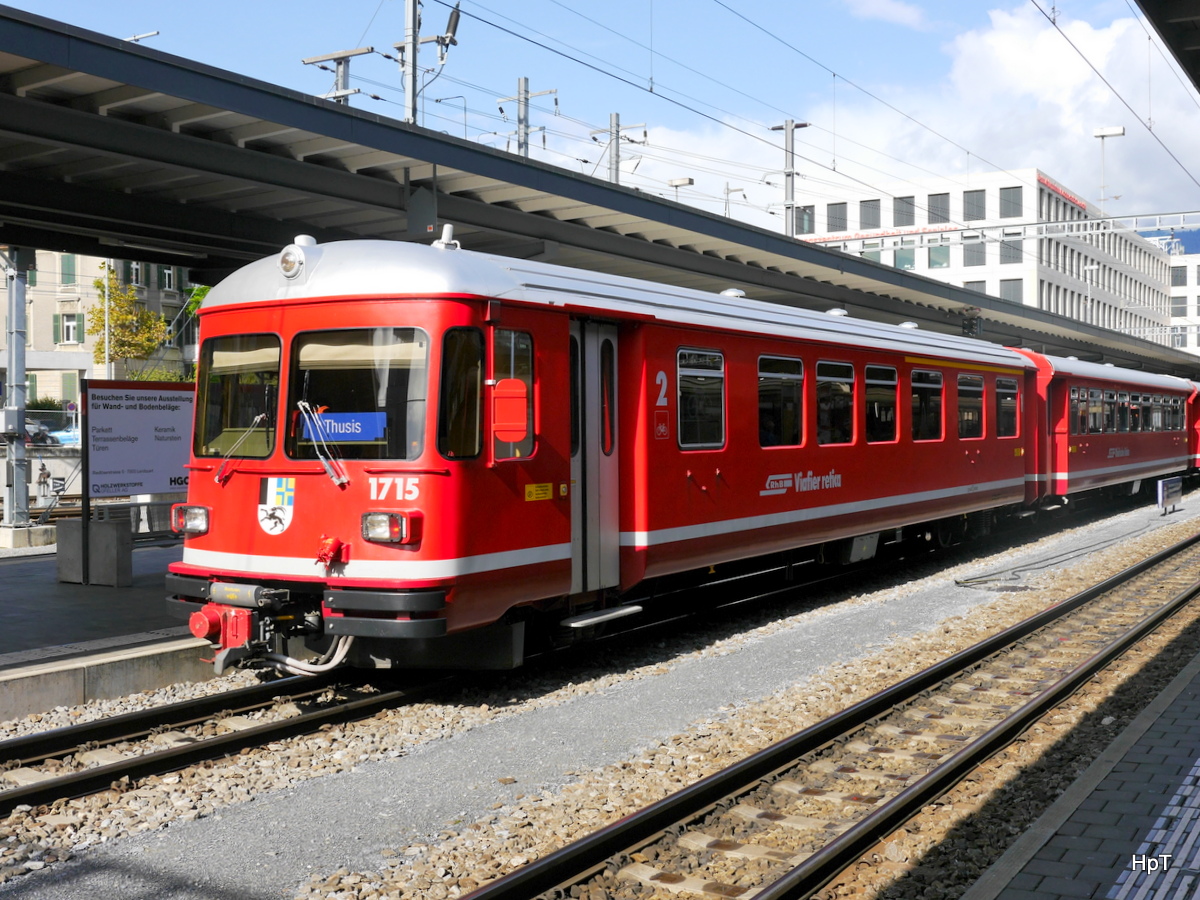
[166,232,1196,674]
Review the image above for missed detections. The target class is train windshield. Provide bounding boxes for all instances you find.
[286,328,429,461]
[195,334,280,458]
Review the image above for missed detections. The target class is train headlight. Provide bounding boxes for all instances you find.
[171,504,210,535]
[279,246,304,278]
[362,512,407,543]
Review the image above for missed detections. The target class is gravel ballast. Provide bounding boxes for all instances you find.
[0,497,1197,899]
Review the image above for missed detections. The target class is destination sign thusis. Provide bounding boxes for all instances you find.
[85,380,196,497]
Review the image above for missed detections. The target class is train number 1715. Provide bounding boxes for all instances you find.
[368,477,420,501]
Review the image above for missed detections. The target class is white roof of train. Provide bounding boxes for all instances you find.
[207,236,1035,368]
[1038,354,1194,393]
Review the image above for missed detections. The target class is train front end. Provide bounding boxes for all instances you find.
[166,235,559,674]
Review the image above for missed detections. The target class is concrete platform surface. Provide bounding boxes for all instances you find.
[964,648,1200,900]
[0,542,188,663]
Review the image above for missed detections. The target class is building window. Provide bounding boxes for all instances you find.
[894,247,915,270]
[1172,296,1187,316]
[1000,237,1023,264]
[999,186,1023,218]
[928,245,950,268]
[964,281,986,293]
[53,313,84,344]
[861,242,881,263]
[893,196,915,227]
[827,202,847,232]
[1173,326,1186,348]
[963,237,986,267]
[928,193,949,224]
[796,205,815,235]
[159,265,176,291]
[60,254,76,286]
[860,199,881,230]
[964,189,986,221]
[1171,266,1187,287]
[999,279,1024,303]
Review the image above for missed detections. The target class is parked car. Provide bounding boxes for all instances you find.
[25,420,58,445]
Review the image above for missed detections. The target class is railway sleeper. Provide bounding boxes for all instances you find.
[678,831,808,865]
[810,759,913,785]
[731,803,855,834]
[771,781,882,805]
[618,862,750,898]
[844,739,945,761]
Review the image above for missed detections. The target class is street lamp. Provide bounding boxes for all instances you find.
[667,177,693,202]
[1093,126,1124,214]
[434,96,468,138]
[770,120,809,238]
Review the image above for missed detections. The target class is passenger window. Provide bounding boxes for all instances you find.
[817,361,854,445]
[1151,395,1164,432]
[958,374,984,439]
[911,370,943,441]
[601,338,616,455]
[758,356,802,447]
[865,365,897,443]
[1116,392,1130,433]
[1103,391,1117,433]
[678,349,724,448]
[996,378,1019,438]
[1087,389,1104,434]
[438,328,483,459]
[494,329,535,460]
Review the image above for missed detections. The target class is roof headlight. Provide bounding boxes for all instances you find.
[279,246,305,278]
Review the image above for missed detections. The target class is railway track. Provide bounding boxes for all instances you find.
[456,530,1200,900]
[0,670,447,818]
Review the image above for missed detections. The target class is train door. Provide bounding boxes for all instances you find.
[569,321,620,594]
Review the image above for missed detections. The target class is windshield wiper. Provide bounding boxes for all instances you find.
[297,401,349,486]
[214,413,267,484]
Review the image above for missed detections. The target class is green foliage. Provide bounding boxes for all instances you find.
[27,397,63,410]
[183,284,209,316]
[86,262,170,366]
[124,365,194,384]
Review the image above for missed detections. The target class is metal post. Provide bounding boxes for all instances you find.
[3,248,33,526]
[403,0,419,123]
[609,113,620,185]
[517,77,529,158]
[771,120,809,238]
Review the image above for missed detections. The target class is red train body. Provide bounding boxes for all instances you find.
[165,235,1196,673]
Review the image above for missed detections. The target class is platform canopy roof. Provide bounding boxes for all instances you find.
[1136,2,1200,94]
[0,5,1198,376]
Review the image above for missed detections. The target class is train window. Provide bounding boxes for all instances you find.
[911,370,943,441]
[569,336,580,458]
[758,356,802,447]
[865,365,897,443]
[1170,397,1186,431]
[438,328,484,459]
[601,338,616,456]
[1130,394,1144,432]
[1087,389,1104,434]
[1069,387,1084,435]
[494,329,535,460]
[195,334,280,458]
[1151,395,1164,432]
[1117,392,1130,433]
[1140,395,1152,431]
[817,361,854,445]
[678,349,724,449]
[1103,391,1117,433]
[957,375,985,439]
[287,328,429,461]
[996,378,1019,437]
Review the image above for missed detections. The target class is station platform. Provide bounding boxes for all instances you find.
[0,542,189,667]
[964,648,1200,900]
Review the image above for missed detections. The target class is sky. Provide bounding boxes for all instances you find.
[7,0,1200,236]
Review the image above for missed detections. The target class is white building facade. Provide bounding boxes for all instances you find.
[798,168,1173,346]
[1,251,196,408]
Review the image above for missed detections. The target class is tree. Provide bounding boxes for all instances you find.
[86,262,170,371]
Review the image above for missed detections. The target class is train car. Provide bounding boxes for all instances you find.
[165,233,1169,675]
[1014,351,1193,501]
